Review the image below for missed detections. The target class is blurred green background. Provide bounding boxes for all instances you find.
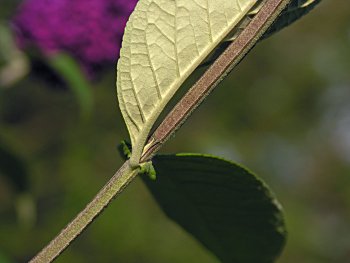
[1,1,350,262]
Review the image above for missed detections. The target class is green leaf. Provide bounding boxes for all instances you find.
[143,154,286,263]
[117,0,259,167]
[47,52,93,120]
[264,0,322,38]
[203,0,322,66]
[229,0,322,41]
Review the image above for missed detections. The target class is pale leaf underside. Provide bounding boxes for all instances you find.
[117,0,257,166]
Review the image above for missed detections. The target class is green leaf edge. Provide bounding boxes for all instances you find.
[263,0,322,39]
[147,152,287,263]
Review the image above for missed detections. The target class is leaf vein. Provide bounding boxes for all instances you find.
[206,0,214,42]
[145,13,163,99]
[128,72,146,123]
[174,0,181,77]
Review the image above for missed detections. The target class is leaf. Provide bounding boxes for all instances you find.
[263,0,322,38]
[143,154,286,263]
[202,0,322,66]
[47,52,93,120]
[230,0,322,41]
[117,0,258,166]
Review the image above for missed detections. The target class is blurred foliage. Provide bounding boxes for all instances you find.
[1,1,350,263]
[0,23,29,87]
[47,53,93,120]
[0,1,21,20]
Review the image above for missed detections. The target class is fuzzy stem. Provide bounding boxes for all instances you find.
[29,161,137,263]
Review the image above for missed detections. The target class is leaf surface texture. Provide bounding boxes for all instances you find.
[143,154,286,263]
[117,0,257,165]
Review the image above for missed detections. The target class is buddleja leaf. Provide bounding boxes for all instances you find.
[143,154,286,263]
[227,0,322,42]
[117,0,259,167]
[265,0,321,37]
[202,0,321,66]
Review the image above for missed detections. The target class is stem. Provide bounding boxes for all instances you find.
[30,0,291,261]
[29,161,137,263]
[141,0,291,162]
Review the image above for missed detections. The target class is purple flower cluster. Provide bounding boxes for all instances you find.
[12,0,137,69]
